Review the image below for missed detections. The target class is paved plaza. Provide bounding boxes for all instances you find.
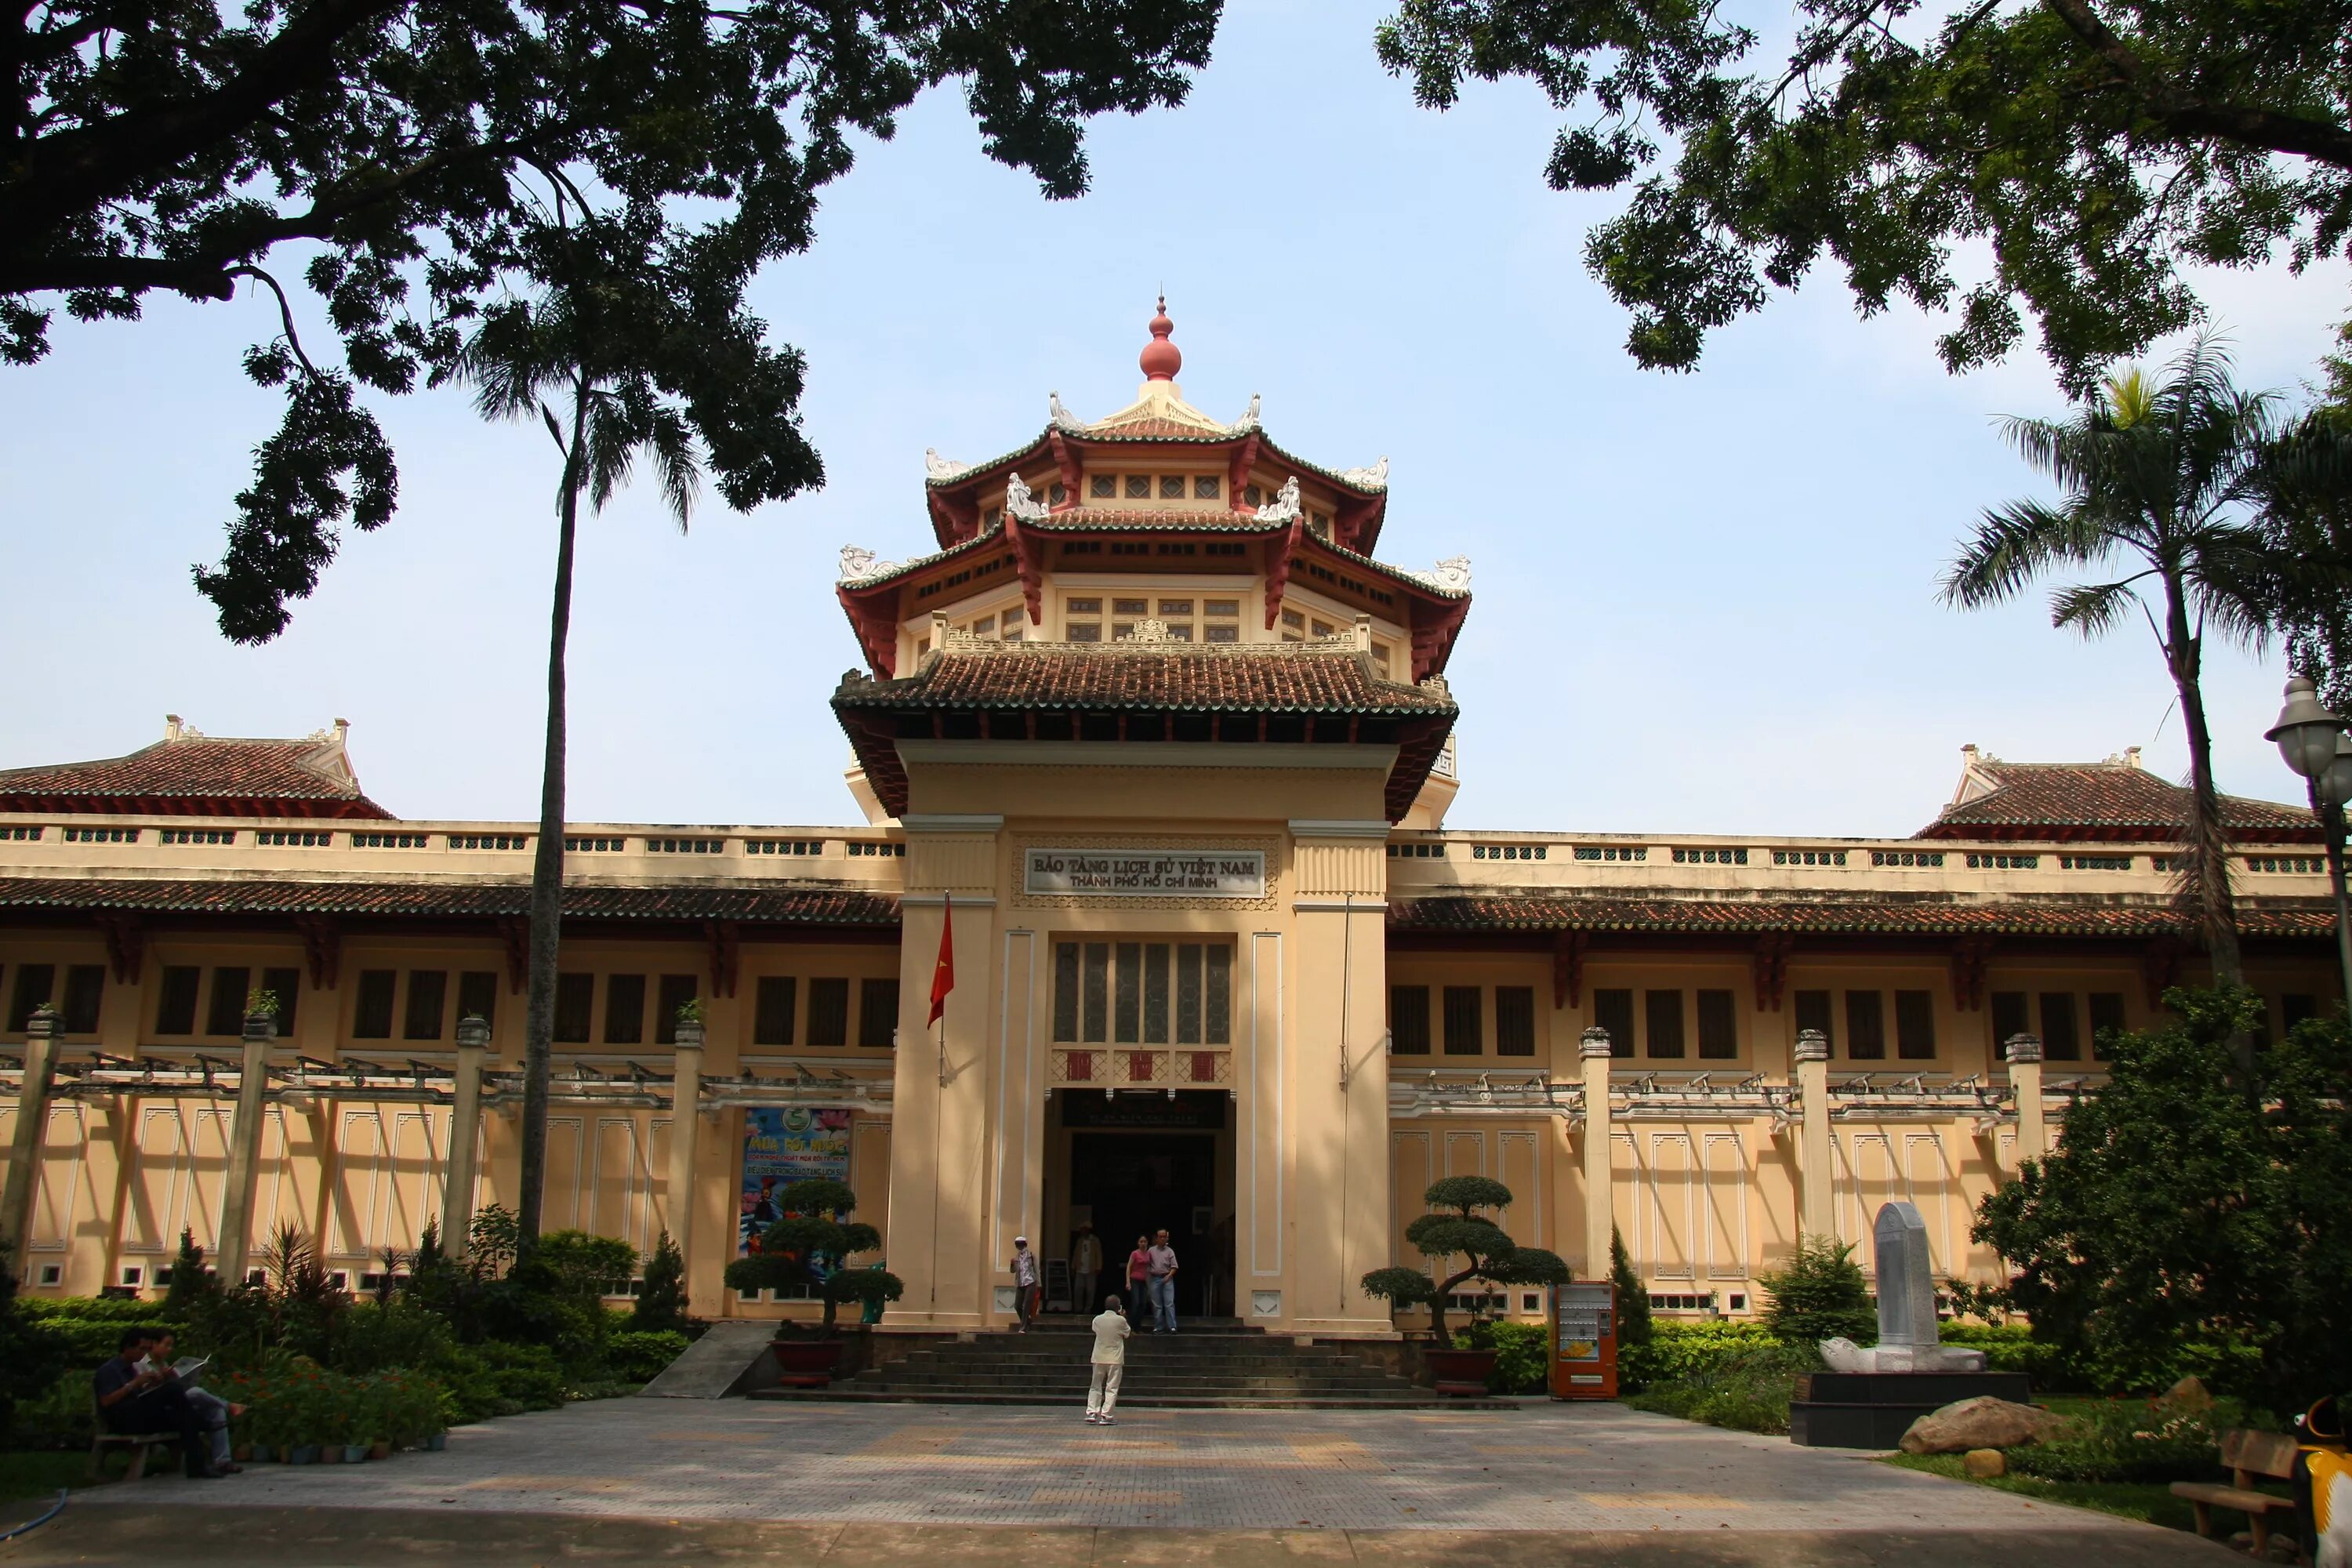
[22,1399,2233,1565]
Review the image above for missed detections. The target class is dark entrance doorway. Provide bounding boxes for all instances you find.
[1058,1091,1232,1318]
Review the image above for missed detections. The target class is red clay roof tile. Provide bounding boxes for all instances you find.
[1388,894,2335,938]
[0,877,898,925]
[833,644,1457,717]
[1920,759,2310,841]
[0,728,392,818]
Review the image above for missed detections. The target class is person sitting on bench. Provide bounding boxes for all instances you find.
[141,1329,243,1475]
[93,1328,222,1479]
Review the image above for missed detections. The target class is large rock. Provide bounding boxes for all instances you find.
[1899,1396,2072,1455]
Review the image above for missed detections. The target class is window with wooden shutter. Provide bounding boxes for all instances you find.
[1495,986,1536,1057]
[1696,989,1737,1059]
[1389,986,1431,1054]
[1895,990,1936,1060]
[1644,989,1686,1058]
[1443,985,1483,1054]
[1845,990,1886,1059]
[1594,989,1635,1058]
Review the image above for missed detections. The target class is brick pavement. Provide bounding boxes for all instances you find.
[65,1399,2194,1537]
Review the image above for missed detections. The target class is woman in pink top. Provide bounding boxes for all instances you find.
[1125,1236,1152,1327]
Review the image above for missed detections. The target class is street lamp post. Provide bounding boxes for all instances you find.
[2265,676,2352,1011]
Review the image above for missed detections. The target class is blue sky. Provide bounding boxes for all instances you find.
[3,0,2345,837]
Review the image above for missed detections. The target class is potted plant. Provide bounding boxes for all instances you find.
[722,1178,903,1387]
[1361,1175,1569,1396]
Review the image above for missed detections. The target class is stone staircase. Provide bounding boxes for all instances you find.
[750,1319,1479,1409]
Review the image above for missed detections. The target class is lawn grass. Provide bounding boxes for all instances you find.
[1881,1451,2205,1533]
[0,1450,101,1508]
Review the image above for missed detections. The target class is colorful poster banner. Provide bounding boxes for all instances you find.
[738,1107,853,1257]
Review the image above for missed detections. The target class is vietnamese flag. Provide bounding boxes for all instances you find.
[927,891,955,1025]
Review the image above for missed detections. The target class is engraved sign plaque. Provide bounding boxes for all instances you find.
[1023,848,1266,898]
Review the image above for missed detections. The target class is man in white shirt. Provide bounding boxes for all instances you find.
[1010,1236,1040,1333]
[1146,1229,1179,1334]
[1085,1293,1132,1425]
[1072,1223,1102,1315]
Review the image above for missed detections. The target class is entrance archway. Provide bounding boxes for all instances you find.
[1045,1089,1233,1319]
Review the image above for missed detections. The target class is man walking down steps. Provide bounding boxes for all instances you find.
[1085,1294,1132,1425]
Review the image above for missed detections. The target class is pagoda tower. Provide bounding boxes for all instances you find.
[829,303,1470,1331]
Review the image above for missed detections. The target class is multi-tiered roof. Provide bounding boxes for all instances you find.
[832,301,1472,684]
[830,304,1469,822]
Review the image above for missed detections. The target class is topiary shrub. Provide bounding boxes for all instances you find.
[724,1180,902,1334]
[632,1230,689,1334]
[1361,1175,1570,1343]
[1758,1236,1877,1346]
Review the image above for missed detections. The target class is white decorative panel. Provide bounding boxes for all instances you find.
[1701,1132,1748,1280]
[1645,1133,1695,1280]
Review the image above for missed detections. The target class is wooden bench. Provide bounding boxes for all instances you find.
[2171,1428,2300,1559]
[87,1428,183,1482]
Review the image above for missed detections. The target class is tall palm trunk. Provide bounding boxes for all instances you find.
[2160,568,2252,1072]
[517,373,590,1255]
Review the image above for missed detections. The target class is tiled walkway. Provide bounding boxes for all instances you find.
[75,1399,2156,1534]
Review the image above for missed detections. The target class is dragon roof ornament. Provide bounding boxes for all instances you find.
[1004,470,1051,524]
[1404,556,1471,593]
[1049,391,1087,433]
[924,448,977,482]
[837,545,906,584]
[1255,475,1303,526]
[1338,456,1389,490]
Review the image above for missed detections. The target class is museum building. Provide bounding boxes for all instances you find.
[0,305,2343,1334]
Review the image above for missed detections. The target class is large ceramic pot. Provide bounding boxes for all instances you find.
[771,1339,844,1388]
[1423,1347,1497,1397]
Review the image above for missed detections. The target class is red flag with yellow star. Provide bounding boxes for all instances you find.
[927,891,955,1026]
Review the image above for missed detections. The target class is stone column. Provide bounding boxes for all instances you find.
[442,1014,490,1254]
[2005,1033,2046,1166]
[2,1004,60,1279]
[1795,1028,1834,1243]
[1579,1026,1613,1277]
[216,1007,278,1285]
[666,1018,704,1277]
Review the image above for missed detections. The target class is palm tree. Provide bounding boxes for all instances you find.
[453,195,822,1250]
[1942,335,2281,1030]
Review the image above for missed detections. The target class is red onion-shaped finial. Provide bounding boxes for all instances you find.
[1139,295,1181,381]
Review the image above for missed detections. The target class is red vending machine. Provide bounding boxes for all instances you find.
[1549,1280,1618,1399]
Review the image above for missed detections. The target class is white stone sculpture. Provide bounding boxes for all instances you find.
[1338,456,1389,489]
[1408,555,1472,593]
[924,448,971,481]
[1003,470,1051,524]
[1049,391,1084,431]
[1121,618,1174,644]
[1254,475,1302,526]
[1818,1203,1987,1374]
[1233,394,1261,429]
[837,545,901,583]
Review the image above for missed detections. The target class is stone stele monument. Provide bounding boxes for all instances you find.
[1817,1202,1986,1374]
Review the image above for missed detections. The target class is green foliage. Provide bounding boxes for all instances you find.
[631,1230,688,1334]
[535,1231,637,1301]
[1974,991,2352,1414]
[1625,1340,1823,1435]
[1618,1319,1784,1393]
[329,1299,458,1377]
[723,1181,899,1332]
[1610,1226,1653,1350]
[2006,1396,2247,1484]
[1455,1319,1550,1393]
[1363,1177,1570,1341]
[4,0,1222,642]
[1374,0,2352,396]
[160,1229,220,1320]
[467,1206,521,1279]
[212,1353,448,1449]
[605,1330,691,1385]
[1759,1237,1878,1347]
[0,1250,67,1440]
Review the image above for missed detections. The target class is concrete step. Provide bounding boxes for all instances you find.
[749,1388,1492,1410]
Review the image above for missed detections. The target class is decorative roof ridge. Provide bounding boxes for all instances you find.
[836,528,1005,590]
[919,421,1392,497]
[1311,535,1472,598]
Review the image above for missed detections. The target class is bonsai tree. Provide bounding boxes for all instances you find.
[1362,1175,1570,1343]
[723,1179,902,1335]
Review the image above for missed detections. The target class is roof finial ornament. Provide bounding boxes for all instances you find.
[1048,390,1084,432]
[1140,295,1181,382]
[1233,393,1261,430]
[1255,475,1301,525]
